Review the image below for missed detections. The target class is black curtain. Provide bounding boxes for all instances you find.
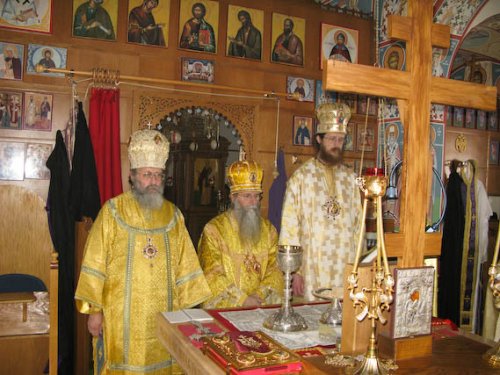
[70,101,101,221]
[46,130,74,375]
[437,169,465,327]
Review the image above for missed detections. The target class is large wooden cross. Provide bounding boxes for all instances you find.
[324,0,497,267]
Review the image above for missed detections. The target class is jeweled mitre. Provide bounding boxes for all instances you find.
[227,160,263,193]
[315,102,351,134]
[128,129,170,169]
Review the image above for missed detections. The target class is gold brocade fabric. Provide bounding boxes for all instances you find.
[75,191,211,374]
[279,159,362,301]
[198,212,284,308]
[459,164,479,331]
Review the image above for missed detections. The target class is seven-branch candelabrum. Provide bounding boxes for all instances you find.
[348,173,394,325]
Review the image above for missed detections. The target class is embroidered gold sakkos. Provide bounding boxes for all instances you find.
[198,212,283,308]
[75,191,211,374]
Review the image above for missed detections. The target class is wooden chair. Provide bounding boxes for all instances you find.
[0,185,58,375]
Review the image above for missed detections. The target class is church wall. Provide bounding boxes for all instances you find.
[377,0,499,228]
[0,0,374,212]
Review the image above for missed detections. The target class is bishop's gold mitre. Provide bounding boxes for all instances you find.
[128,128,170,169]
[315,102,351,134]
[227,160,263,194]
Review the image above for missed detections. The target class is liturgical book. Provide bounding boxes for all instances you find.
[202,330,303,374]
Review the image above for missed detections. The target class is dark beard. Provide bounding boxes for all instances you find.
[318,146,343,166]
[232,200,262,245]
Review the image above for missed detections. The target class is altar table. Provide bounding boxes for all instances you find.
[157,310,498,374]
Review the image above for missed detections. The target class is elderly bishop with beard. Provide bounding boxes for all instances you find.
[75,128,211,374]
[198,160,284,308]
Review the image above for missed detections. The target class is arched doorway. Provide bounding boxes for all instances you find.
[158,106,243,245]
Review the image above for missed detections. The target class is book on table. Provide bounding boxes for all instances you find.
[202,330,303,374]
[162,308,213,324]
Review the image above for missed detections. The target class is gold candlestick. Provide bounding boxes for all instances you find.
[347,171,396,374]
[484,221,500,367]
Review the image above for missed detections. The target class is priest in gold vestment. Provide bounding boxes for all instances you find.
[198,160,283,308]
[280,103,362,301]
[75,129,211,374]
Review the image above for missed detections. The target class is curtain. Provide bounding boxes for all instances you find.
[437,170,465,327]
[268,149,287,233]
[46,130,75,375]
[89,88,122,205]
[70,101,101,221]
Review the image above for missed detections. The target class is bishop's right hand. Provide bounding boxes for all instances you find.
[292,273,304,297]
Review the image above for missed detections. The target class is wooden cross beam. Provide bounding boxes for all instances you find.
[323,0,497,267]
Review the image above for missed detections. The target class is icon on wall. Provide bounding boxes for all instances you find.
[320,23,358,69]
[293,116,313,146]
[27,44,67,77]
[287,76,314,102]
[271,13,305,67]
[25,143,52,180]
[0,41,24,81]
[23,92,53,132]
[72,0,117,41]
[0,141,25,181]
[0,0,52,34]
[179,0,219,53]
[0,91,22,129]
[181,58,214,84]
[226,5,263,61]
[127,0,170,47]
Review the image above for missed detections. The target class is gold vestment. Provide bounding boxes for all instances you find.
[198,212,283,308]
[75,191,211,374]
[279,159,362,301]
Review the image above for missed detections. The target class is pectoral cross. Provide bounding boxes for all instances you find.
[323,0,497,267]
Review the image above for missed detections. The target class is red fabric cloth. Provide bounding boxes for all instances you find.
[431,317,459,340]
[89,88,123,205]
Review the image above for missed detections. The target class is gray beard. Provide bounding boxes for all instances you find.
[132,185,165,210]
[232,200,261,245]
[135,192,164,210]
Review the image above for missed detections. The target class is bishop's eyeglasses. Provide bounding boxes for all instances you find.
[137,172,166,181]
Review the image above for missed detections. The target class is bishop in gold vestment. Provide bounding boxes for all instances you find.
[280,103,362,301]
[198,161,283,308]
[75,129,211,374]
